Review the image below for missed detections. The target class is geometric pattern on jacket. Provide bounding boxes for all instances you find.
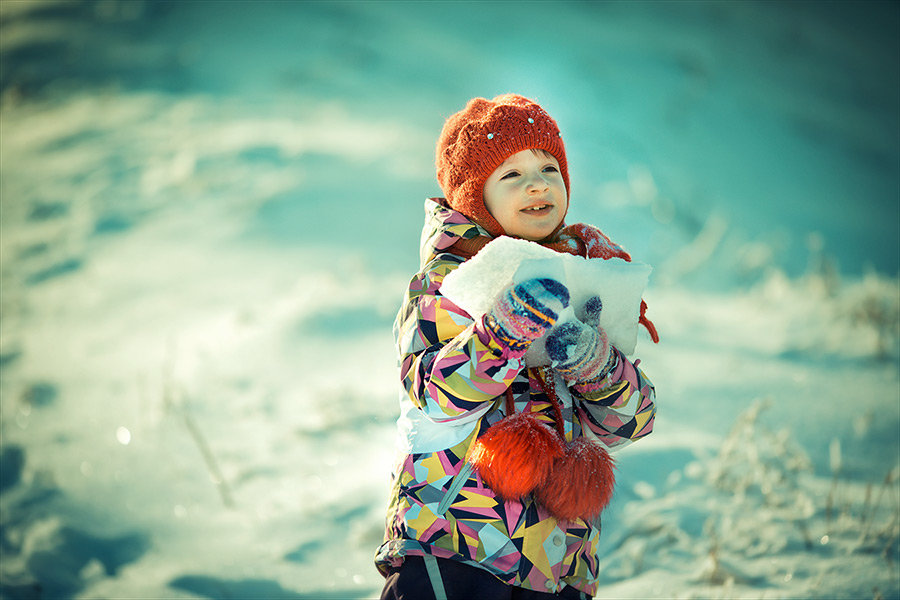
[375,199,656,596]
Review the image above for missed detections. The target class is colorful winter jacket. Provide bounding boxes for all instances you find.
[375,198,656,596]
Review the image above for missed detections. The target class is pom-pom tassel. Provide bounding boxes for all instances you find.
[470,413,565,501]
[534,438,616,521]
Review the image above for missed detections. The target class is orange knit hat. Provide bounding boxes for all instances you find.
[435,94,571,237]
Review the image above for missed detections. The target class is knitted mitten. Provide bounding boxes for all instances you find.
[545,296,612,382]
[482,278,570,355]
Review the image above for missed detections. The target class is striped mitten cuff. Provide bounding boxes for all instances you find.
[482,278,569,355]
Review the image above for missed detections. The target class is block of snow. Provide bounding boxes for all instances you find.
[440,236,651,362]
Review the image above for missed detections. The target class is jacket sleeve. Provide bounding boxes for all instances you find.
[571,348,656,451]
[395,255,523,424]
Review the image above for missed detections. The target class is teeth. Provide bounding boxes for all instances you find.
[525,205,549,211]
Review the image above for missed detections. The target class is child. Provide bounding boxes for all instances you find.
[376,94,658,600]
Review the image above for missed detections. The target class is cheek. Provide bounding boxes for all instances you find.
[484,184,512,216]
[483,189,498,217]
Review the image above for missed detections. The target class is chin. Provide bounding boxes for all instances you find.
[504,216,562,241]
[532,224,562,240]
[519,228,556,242]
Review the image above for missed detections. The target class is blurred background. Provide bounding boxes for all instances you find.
[1,1,898,599]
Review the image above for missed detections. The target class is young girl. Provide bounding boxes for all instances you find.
[376,94,658,600]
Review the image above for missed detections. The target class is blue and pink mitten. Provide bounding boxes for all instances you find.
[545,296,614,383]
[481,277,570,356]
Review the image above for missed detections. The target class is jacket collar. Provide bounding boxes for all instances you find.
[418,198,490,266]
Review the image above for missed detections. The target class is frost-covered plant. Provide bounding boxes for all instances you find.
[840,271,900,360]
[705,399,899,576]
[599,399,897,596]
[707,398,813,508]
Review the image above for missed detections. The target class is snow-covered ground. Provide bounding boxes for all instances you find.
[1,1,897,598]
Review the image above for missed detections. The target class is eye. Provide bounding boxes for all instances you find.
[542,165,559,173]
[499,170,520,180]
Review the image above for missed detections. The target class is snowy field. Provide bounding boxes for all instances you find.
[0,1,898,598]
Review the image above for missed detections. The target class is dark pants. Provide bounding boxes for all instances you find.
[380,556,592,600]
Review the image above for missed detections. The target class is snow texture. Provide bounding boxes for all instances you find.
[440,236,651,359]
[0,1,898,599]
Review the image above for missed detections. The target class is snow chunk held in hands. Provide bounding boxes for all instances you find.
[440,236,651,362]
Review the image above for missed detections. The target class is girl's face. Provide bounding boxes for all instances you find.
[483,149,567,241]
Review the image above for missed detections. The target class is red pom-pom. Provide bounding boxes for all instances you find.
[470,413,565,500]
[534,437,616,521]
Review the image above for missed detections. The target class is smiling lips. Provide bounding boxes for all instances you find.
[521,204,553,214]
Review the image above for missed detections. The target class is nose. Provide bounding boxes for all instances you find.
[526,173,550,193]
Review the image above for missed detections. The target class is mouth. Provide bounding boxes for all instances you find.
[520,204,553,215]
